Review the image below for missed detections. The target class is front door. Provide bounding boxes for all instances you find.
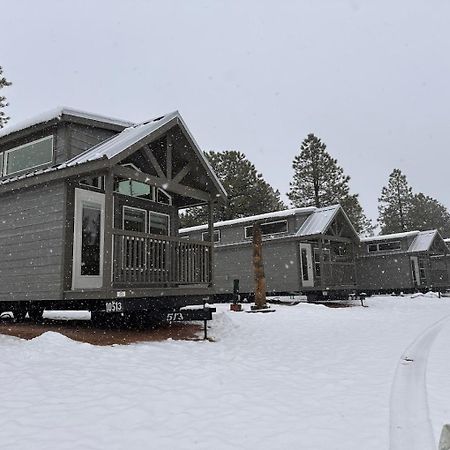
[72,188,105,289]
[410,256,420,286]
[300,243,314,287]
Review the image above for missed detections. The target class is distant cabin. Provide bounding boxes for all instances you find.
[180,205,360,300]
[357,230,450,293]
[0,107,226,318]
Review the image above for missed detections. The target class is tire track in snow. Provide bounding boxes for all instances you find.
[389,314,450,450]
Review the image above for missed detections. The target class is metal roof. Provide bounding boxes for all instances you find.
[408,230,438,253]
[296,205,341,237]
[360,230,419,242]
[180,207,317,233]
[0,106,133,139]
[0,110,227,200]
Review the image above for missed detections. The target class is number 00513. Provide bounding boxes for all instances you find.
[105,301,123,313]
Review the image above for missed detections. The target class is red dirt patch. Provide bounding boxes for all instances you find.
[0,319,205,345]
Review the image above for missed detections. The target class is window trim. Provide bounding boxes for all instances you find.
[202,229,221,243]
[367,240,401,254]
[156,187,172,206]
[3,135,54,176]
[244,219,288,239]
[122,205,148,233]
[149,211,171,236]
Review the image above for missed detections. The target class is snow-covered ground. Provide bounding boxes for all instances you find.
[0,296,450,449]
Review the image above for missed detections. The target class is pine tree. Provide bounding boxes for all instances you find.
[180,151,286,227]
[340,194,375,236]
[0,66,11,129]
[407,193,450,237]
[378,169,413,234]
[287,133,373,235]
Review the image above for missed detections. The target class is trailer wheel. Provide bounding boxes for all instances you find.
[28,307,44,322]
[13,306,27,322]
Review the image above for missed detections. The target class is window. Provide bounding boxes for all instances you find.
[149,212,170,236]
[245,220,288,239]
[114,177,153,200]
[4,136,53,176]
[157,188,172,205]
[367,241,401,253]
[80,176,104,190]
[123,206,147,233]
[313,248,321,278]
[202,230,221,243]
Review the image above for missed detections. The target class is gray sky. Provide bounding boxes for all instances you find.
[3,0,450,222]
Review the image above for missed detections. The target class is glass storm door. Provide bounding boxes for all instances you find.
[300,243,314,287]
[410,256,420,286]
[72,188,105,289]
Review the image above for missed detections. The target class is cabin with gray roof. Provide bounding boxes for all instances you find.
[0,107,225,320]
[180,204,360,300]
[356,230,450,293]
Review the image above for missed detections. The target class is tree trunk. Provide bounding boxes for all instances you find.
[253,223,267,309]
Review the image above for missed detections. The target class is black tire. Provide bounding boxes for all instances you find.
[28,307,44,322]
[13,307,27,322]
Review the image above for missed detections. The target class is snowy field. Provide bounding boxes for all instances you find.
[0,296,450,449]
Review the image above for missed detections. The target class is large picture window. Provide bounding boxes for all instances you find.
[367,241,401,253]
[4,136,53,176]
[245,220,288,239]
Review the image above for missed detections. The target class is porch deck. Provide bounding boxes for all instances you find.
[112,230,212,288]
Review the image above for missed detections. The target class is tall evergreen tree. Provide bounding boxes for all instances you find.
[378,169,414,234]
[287,133,373,235]
[0,66,11,129]
[407,193,450,238]
[180,151,285,227]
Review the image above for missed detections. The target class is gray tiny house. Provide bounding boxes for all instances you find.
[0,107,226,320]
[356,230,450,293]
[180,205,360,300]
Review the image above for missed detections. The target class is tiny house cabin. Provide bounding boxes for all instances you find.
[0,107,226,319]
[180,205,360,300]
[356,230,450,293]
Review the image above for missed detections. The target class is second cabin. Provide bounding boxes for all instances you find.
[180,205,360,300]
[357,230,450,293]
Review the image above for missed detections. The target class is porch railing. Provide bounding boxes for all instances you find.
[112,229,212,287]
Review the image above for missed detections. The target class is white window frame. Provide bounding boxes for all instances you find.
[80,176,105,191]
[4,135,54,176]
[122,205,148,233]
[202,229,221,243]
[149,211,171,236]
[156,187,172,206]
[367,240,401,254]
[244,220,288,239]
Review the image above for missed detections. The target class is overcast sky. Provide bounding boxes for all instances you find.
[3,0,450,222]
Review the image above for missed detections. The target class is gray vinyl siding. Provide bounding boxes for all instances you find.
[66,123,117,160]
[356,254,413,291]
[214,240,300,295]
[0,182,66,302]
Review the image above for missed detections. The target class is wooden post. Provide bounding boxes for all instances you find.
[208,200,214,287]
[103,170,114,294]
[253,223,267,309]
[166,134,173,180]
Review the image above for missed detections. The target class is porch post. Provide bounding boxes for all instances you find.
[319,237,325,291]
[208,200,215,287]
[103,170,114,293]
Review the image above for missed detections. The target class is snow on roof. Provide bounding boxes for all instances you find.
[0,106,133,139]
[360,230,419,242]
[444,238,450,243]
[0,110,227,199]
[179,207,317,233]
[59,112,178,168]
[408,230,438,253]
[295,204,341,237]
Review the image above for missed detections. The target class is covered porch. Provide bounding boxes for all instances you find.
[63,111,226,299]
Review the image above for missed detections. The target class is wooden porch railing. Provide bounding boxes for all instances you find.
[112,229,212,287]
